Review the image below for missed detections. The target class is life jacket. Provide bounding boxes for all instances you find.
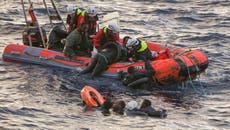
[129,40,153,61]
[101,27,118,46]
[66,8,83,33]
[137,40,148,52]
[78,10,98,35]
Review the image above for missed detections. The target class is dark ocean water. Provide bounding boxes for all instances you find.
[0,0,229,129]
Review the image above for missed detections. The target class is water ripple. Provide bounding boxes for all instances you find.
[0,107,36,117]
[0,0,229,129]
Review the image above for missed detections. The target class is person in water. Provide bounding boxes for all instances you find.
[101,99,167,118]
[126,99,167,118]
[119,60,157,90]
[79,41,126,78]
[63,23,92,60]
[125,37,154,62]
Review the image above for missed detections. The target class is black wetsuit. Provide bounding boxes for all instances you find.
[47,25,68,51]
[126,107,167,118]
[121,60,155,89]
[80,42,124,77]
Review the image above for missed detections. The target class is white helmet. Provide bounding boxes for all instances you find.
[87,6,97,17]
[126,100,138,110]
[126,38,139,48]
[108,23,120,34]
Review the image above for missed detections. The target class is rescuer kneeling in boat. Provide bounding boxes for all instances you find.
[93,23,120,51]
[77,6,99,37]
[63,23,92,60]
[126,38,154,62]
[79,42,126,78]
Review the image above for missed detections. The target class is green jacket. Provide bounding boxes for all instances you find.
[63,29,83,59]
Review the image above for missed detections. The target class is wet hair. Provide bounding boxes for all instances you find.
[101,99,113,116]
[112,100,126,115]
[102,99,113,110]
[140,99,152,109]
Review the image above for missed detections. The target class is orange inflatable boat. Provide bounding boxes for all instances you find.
[2,42,208,86]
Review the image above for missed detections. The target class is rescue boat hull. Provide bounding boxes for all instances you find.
[2,43,208,86]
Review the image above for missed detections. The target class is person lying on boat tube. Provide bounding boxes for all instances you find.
[125,37,155,62]
[93,23,120,51]
[79,41,127,78]
[63,23,93,60]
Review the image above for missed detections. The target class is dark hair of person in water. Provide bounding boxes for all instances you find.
[101,98,113,116]
[111,100,126,115]
[140,99,152,109]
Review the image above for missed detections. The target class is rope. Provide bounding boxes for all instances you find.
[189,56,206,95]
[181,57,206,95]
[195,73,206,96]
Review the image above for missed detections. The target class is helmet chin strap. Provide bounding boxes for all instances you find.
[136,43,141,50]
[132,43,140,51]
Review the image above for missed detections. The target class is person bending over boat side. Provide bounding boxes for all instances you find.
[126,38,154,62]
[79,42,126,78]
[63,23,92,60]
[46,25,68,51]
[93,23,120,51]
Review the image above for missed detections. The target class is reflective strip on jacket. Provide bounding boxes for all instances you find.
[77,10,98,35]
[137,41,148,52]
